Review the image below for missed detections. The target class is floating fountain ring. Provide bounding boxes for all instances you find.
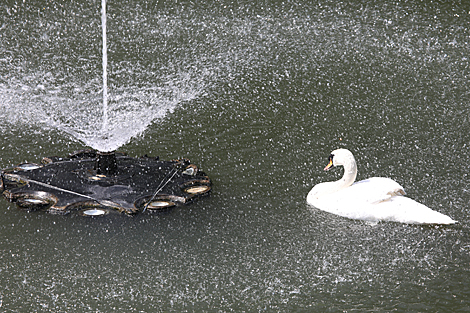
[7,191,58,211]
[1,150,211,216]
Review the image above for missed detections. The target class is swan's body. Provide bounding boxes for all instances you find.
[307,149,456,225]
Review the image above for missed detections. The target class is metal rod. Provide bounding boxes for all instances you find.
[142,167,179,213]
[6,174,98,201]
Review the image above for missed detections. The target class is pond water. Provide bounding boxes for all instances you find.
[1,1,469,311]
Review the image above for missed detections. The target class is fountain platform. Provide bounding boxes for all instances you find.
[0,150,211,216]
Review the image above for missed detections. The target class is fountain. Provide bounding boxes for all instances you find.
[0,149,211,216]
[0,0,212,216]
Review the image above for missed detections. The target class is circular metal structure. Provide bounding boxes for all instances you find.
[1,149,211,216]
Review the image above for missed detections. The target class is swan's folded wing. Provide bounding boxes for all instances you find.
[308,177,404,210]
[349,177,405,204]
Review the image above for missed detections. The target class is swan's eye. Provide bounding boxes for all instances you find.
[328,154,334,162]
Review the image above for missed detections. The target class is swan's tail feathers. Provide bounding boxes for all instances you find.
[386,197,458,225]
[415,210,457,225]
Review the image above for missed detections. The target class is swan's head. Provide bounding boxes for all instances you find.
[308,149,357,200]
[323,148,355,171]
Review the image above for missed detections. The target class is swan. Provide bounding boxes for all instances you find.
[307,148,456,225]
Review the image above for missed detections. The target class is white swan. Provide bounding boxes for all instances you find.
[307,148,456,225]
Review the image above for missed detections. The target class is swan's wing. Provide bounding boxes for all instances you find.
[348,177,405,204]
[309,190,384,222]
[307,177,402,210]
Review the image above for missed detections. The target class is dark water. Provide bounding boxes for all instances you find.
[1,1,469,311]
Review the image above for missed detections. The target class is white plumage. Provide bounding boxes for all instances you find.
[307,149,456,225]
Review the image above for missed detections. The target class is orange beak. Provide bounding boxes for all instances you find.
[323,158,334,171]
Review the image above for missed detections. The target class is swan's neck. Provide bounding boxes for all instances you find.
[308,153,358,200]
[334,157,357,191]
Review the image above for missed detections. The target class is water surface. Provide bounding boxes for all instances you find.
[0,1,469,311]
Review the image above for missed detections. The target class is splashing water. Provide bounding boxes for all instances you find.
[0,72,206,152]
[0,2,212,152]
